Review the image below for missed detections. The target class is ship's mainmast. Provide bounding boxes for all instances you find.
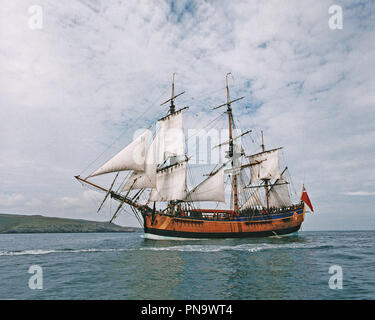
[213,73,244,215]
[261,131,270,212]
[225,73,239,213]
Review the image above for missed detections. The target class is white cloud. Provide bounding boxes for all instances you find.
[25,197,43,208]
[1,0,375,230]
[0,193,25,207]
[342,191,375,196]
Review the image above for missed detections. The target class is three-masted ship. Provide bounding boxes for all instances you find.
[75,74,313,239]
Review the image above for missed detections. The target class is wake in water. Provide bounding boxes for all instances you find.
[139,242,334,253]
[0,248,129,256]
[0,242,333,256]
[0,231,339,257]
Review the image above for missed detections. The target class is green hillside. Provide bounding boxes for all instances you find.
[0,213,140,234]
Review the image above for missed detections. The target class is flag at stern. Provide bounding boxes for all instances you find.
[300,185,314,212]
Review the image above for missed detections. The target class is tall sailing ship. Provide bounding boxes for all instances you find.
[75,74,313,239]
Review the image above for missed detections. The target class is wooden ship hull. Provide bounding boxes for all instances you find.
[143,204,305,239]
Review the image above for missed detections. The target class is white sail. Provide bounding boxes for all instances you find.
[122,109,186,192]
[122,132,160,190]
[89,130,150,177]
[269,173,292,208]
[186,168,225,202]
[248,149,281,184]
[122,110,186,191]
[149,162,187,201]
[122,169,155,190]
[158,111,185,161]
[241,188,263,209]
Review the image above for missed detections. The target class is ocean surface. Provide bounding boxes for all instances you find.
[0,231,374,300]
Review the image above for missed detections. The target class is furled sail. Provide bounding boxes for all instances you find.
[185,168,225,202]
[248,148,281,184]
[89,130,151,177]
[268,172,292,208]
[241,188,263,209]
[149,162,187,201]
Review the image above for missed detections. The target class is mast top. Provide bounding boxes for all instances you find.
[171,72,176,114]
[212,73,244,111]
[261,130,265,152]
[226,72,232,110]
[160,73,185,115]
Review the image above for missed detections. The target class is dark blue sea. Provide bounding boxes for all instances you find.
[0,231,374,300]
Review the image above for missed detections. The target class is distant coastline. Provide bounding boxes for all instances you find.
[0,213,140,234]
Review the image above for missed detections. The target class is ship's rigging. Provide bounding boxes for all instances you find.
[75,74,301,227]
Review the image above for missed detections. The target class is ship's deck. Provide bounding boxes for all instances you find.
[150,203,304,222]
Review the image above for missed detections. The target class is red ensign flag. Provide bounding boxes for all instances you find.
[300,185,314,212]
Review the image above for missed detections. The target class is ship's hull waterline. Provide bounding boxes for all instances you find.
[143,205,305,239]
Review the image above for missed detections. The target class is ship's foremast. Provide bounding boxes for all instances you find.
[160,73,187,214]
[160,72,185,116]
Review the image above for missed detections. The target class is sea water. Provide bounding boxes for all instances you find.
[0,231,374,299]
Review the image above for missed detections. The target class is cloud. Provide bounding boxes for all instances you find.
[1,0,375,229]
[25,197,43,208]
[0,193,25,207]
[342,191,375,196]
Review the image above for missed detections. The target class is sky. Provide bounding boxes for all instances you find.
[1,0,374,230]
